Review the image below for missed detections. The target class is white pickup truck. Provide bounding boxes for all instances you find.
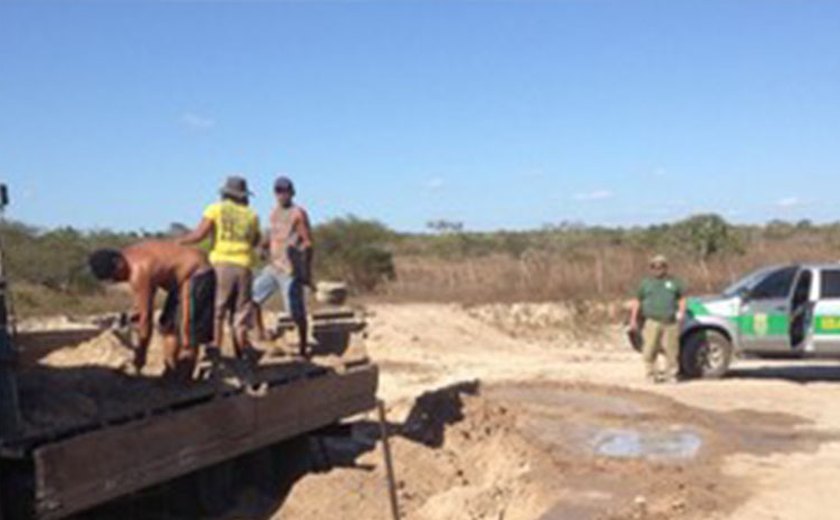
[634,263,840,379]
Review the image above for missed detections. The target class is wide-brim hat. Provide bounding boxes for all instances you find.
[220,175,254,199]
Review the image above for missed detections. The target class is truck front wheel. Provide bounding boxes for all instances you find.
[680,329,733,379]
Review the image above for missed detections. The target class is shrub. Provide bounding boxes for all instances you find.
[314,216,397,292]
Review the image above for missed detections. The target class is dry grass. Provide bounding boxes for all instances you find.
[13,231,840,320]
[379,234,840,304]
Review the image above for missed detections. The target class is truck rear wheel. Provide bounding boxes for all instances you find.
[680,329,732,379]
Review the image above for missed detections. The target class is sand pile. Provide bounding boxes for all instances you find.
[276,382,555,520]
[17,315,105,333]
[38,331,136,370]
[465,302,615,345]
[16,331,179,436]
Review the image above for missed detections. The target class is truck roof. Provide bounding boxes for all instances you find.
[753,262,840,271]
[798,262,840,270]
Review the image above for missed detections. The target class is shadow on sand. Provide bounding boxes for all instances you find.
[727,363,840,383]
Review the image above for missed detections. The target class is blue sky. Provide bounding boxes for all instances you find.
[1,0,838,232]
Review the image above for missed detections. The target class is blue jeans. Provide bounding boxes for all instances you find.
[252,265,306,321]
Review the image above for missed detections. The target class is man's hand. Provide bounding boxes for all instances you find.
[627,299,641,333]
[302,276,316,291]
[676,299,688,325]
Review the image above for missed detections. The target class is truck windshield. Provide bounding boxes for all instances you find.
[722,267,777,298]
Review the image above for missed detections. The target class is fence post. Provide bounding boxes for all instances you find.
[0,190,21,442]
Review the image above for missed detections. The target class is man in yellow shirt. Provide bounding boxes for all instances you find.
[180,176,260,359]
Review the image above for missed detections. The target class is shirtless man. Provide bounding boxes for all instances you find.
[252,176,313,356]
[88,241,216,380]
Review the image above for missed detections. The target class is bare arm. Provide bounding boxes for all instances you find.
[677,297,687,321]
[178,218,214,246]
[295,209,314,250]
[129,276,155,353]
[295,209,314,285]
[629,299,641,329]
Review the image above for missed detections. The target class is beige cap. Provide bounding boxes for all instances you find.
[649,254,668,266]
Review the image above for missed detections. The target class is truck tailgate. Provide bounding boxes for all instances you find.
[32,364,378,519]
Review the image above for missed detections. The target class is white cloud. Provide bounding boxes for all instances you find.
[180,112,216,130]
[776,196,802,208]
[424,177,445,191]
[652,167,667,177]
[573,190,613,201]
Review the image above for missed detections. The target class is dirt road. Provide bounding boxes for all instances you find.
[276,303,840,520]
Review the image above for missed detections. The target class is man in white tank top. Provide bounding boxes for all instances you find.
[252,176,314,356]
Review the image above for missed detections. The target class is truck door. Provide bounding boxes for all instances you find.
[738,266,799,354]
[788,269,814,351]
[811,268,840,354]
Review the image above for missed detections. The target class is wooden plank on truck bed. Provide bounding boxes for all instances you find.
[275,308,365,331]
[34,397,254,517]
[15,353,364,447]
[252,364,378,447]
[32,364,378,520]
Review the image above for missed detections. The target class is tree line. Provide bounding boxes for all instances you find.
[5,214,840,313]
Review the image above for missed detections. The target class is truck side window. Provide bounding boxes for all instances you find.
[750,267,798,300]
[820,270,840,299]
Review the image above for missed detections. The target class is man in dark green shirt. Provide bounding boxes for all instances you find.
[629,255,687,383]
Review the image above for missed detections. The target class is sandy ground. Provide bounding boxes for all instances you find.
[275,303,840,520]
[24,302,840,519]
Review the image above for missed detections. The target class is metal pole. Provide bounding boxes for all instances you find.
[377,400,401,520]
[0,185,21,441]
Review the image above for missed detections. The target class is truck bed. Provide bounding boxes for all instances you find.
[1,310,379,520]
[31,360,377,519]
[10,310,367,445]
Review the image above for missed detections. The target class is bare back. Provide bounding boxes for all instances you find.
[123,241,210,291]
[120,241,210,347]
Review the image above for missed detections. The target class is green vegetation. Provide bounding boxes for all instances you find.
[1,222,146,316]
[313,216,396,292]
[5,213,840,315]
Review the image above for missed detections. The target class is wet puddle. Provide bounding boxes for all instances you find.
[487,384,707,461]
[593,428,703,460]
